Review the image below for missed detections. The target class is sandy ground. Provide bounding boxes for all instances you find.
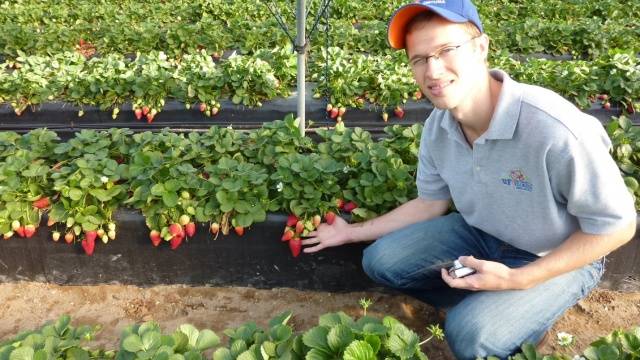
[0,283,638,358]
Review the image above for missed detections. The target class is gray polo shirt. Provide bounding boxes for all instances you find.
[417,69,636,255]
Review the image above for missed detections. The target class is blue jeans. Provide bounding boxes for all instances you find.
[362,213,603,360]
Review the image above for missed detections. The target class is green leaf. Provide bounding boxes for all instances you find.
[385,324,419,359]
[179,325,199,348]
[302,326,330,352]
[363,335,381,354]
[69,188,84,201]
[54,315,71,335]
[162,192,179,207]
[269,325,292,343]
[268,311,293,328]
[65,347,89,360]
[343,340,376,360]
[142,331,162,351]
[122,334,144,353]
[8,347,34,360]
[304,348,332,360]
[195,330,220,351]
[212,348,233,360]
[327,325,354,353]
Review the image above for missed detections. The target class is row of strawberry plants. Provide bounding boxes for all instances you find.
[1,48,638,120]
[0,117,421,255]
[3,312,639,360]
[0,0,638,60]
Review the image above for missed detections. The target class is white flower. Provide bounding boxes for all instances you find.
[557,332,575,347]
[276,182,283,192]
[227,125,233,129]
[100,176,109,184]
[343,166,350,173]
[572,356,586,360]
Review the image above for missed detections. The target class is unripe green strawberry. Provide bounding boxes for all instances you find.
[107,223,116,231]
[4,231,14,240]
[179,214,190,226]
[101,234,109,243]
[180,191,191,200]
[66,217,75,227]
[107,230,116,240]
[97,228,105,237]
[73,225,82,236]
[11,220,20,231]
[52,231,61,242]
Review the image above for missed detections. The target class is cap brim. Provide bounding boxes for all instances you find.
[387,3,470,49]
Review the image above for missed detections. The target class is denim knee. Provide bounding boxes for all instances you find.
[445,310,514,360]
[362,241,400,288]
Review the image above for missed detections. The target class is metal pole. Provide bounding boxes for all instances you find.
[296,0,306,136]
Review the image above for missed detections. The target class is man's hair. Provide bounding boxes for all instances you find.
[405,11,482,40]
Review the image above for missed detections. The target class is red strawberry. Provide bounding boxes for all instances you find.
[286,214,298,227]
[343,201,358,213]
[15,226,26,238]
[24,225,36,238]
[289,238,302,257]
[295,221,304,235]
[84,230,97,243]
[199,103,207,112]
[170,234,184,250]
[414,90,423,100]
[325,211,336,225]
[134,108,143,120]
[336,198,345,209]
[32,196,50,209]
[394,107,405,119]
[169,223,183,237]
[185,222,196,237]
[329,108,339,119]
[146,110,156,123]
[149,230,161,247]
[210,222,220,235]
[211,107,219,116]
[234,226,245,236]
[281,229,294,242]
[64,232,74,244]
[312,215,321,228]
[603,102,611,110]
[81,237,95,256]
[142,106,150,115]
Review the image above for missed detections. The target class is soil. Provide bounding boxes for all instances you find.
[0,283,638,359]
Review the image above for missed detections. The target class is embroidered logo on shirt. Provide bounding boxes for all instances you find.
[500,169,533,192]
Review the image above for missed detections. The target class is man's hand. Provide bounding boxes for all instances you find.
[301,216,352,253]
[441,256,524,291]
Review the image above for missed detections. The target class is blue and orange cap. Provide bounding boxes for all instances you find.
[387,0,484,49]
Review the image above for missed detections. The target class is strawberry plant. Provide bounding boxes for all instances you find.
[243,114,315,166]
[0,129,59,239]
[48,130,127,253]
[222,54,282,107]
[607,115,640,209]
[118,322,220,360]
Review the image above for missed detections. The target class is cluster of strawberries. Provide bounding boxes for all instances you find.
[279,198,358,258]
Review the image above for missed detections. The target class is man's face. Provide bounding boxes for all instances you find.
[405,16,487,110]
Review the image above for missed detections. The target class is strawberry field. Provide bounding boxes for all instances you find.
[0,0,639,358]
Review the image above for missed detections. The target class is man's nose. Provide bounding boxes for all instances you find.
[424,57,445,79]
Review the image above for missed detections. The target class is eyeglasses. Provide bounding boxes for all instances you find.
[409,36,480,67]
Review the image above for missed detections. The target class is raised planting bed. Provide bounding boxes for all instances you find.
[0,210,638,292]
[0,86,634,136]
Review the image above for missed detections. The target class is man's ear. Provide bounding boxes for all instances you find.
[475,33,490,62]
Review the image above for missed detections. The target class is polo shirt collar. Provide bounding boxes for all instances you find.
[439,69,522,143]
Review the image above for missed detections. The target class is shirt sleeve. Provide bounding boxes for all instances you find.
[416,122,451,201]
[549,124,636,235]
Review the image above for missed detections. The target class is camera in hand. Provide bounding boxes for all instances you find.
[448,260,476,279]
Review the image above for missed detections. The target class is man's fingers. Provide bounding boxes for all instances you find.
[301,237,320,246]
[304,244,324,253]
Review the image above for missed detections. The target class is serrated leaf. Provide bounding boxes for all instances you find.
[195,330,219,351]
[302,327,330,352]
[385,324,419,359]
[179,325,199,348]
[212,348,233,360]
[343,340,376,360]
[327,325,354,353]
[122,335,144,353]
[9,347,34,360]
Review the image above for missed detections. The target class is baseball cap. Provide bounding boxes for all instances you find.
[387,0,484,49]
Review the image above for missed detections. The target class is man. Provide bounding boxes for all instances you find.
[301,0,637,358]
